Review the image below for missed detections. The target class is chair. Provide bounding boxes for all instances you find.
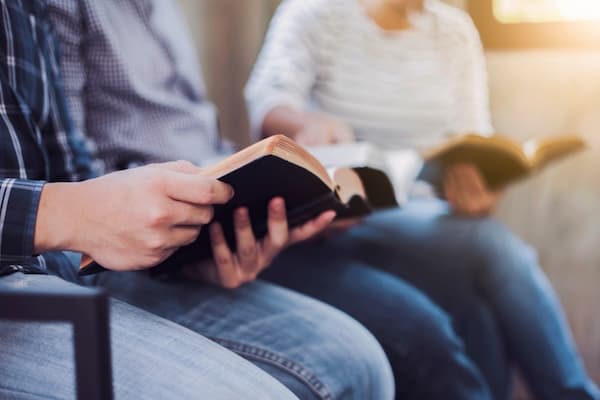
[0,281,113,400]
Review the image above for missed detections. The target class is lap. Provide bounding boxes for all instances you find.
[321,198,534,296]
[264,249,456,352]
[89,271,394,400]
[0,273,297,400]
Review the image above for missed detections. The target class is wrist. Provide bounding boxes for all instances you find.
[262,106,312,139]
[34,181,88,254]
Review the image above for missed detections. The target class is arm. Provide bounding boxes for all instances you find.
[33,161,233,272]
[263,106,354,146]
[245,0,353,145]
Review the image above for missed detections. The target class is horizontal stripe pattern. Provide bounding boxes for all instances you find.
[246,0,493,149]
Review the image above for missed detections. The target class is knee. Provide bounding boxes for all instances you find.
[399,298,466,363]
[470,218,538,273]
[294,300,395,400]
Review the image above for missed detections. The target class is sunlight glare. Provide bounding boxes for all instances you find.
[495,0,600,23]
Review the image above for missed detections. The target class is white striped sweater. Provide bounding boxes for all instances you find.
[246,0,493,150]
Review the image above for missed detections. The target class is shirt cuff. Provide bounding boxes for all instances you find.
[0,179,45,264]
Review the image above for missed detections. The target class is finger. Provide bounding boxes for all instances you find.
[164,173,234,205]
[461,164,489,197]
[289,210,336,244]
[445,168,465,210]
[443,173,457,206]
[451,167,476,209]
[171,203,214,226]
[456,165,492,215]
[210,223,241,289]
[453,165,476,197]
[261,198,290,262]
[233,208,260,271]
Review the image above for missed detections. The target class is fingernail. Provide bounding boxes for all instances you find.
[273,198,284,211]
[236,207,248,219]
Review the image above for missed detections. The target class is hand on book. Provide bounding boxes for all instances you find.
[295,112,355,147]
[182,198,337,289]
[443,164,503,217]
[35,160,234,272]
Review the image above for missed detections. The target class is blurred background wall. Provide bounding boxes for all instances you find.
[178,0,600,395]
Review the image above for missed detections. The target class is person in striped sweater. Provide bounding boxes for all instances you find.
[246,0,599,399]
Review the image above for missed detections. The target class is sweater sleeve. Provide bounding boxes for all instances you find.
[245,0,325,140]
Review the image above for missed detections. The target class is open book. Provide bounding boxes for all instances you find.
[79,135,397,276]
[308,133,585,194]
[422,133,586,190]
[307,143,424,204]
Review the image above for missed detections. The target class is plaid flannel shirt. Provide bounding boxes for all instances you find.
[0,0,95,275]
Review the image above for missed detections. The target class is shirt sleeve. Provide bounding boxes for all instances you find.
[0,55,46,266]
[244,0,324,140]
[449,13,494,136]
[0,179,44,267]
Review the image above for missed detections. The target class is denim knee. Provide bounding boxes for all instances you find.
[291,302,396,400]
[469,218,539,277]
[389,296,491,399]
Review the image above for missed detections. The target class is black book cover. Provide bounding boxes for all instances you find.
[79,155,372,276]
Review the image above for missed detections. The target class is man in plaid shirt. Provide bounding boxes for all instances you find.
[0,1,395,398]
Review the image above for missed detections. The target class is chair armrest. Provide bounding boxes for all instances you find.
[0,281,113,400]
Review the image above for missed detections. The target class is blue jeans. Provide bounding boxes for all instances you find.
[264,198,599,400]
[0,273,295,399]
[1,269,394,399]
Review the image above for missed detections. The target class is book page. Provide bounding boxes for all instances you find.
[309,142,422,205]
[525,135,586,169]
[383,150,423,205]
[307,142,386,170]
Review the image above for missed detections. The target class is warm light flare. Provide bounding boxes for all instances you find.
[495,0,600,23]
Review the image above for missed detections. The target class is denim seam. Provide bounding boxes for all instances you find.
[0,386,62,399]
[208,336,334,400]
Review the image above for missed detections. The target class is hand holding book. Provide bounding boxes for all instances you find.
[79,135,373,276]
[443,163,504,216]
[180,197,336,288]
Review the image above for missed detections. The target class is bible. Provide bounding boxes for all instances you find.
[79,135,397,275]
[421,133,586,190]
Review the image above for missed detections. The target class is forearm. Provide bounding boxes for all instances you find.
[262,106,308,139]
[263,106,355,146]
[33,182,87,254]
